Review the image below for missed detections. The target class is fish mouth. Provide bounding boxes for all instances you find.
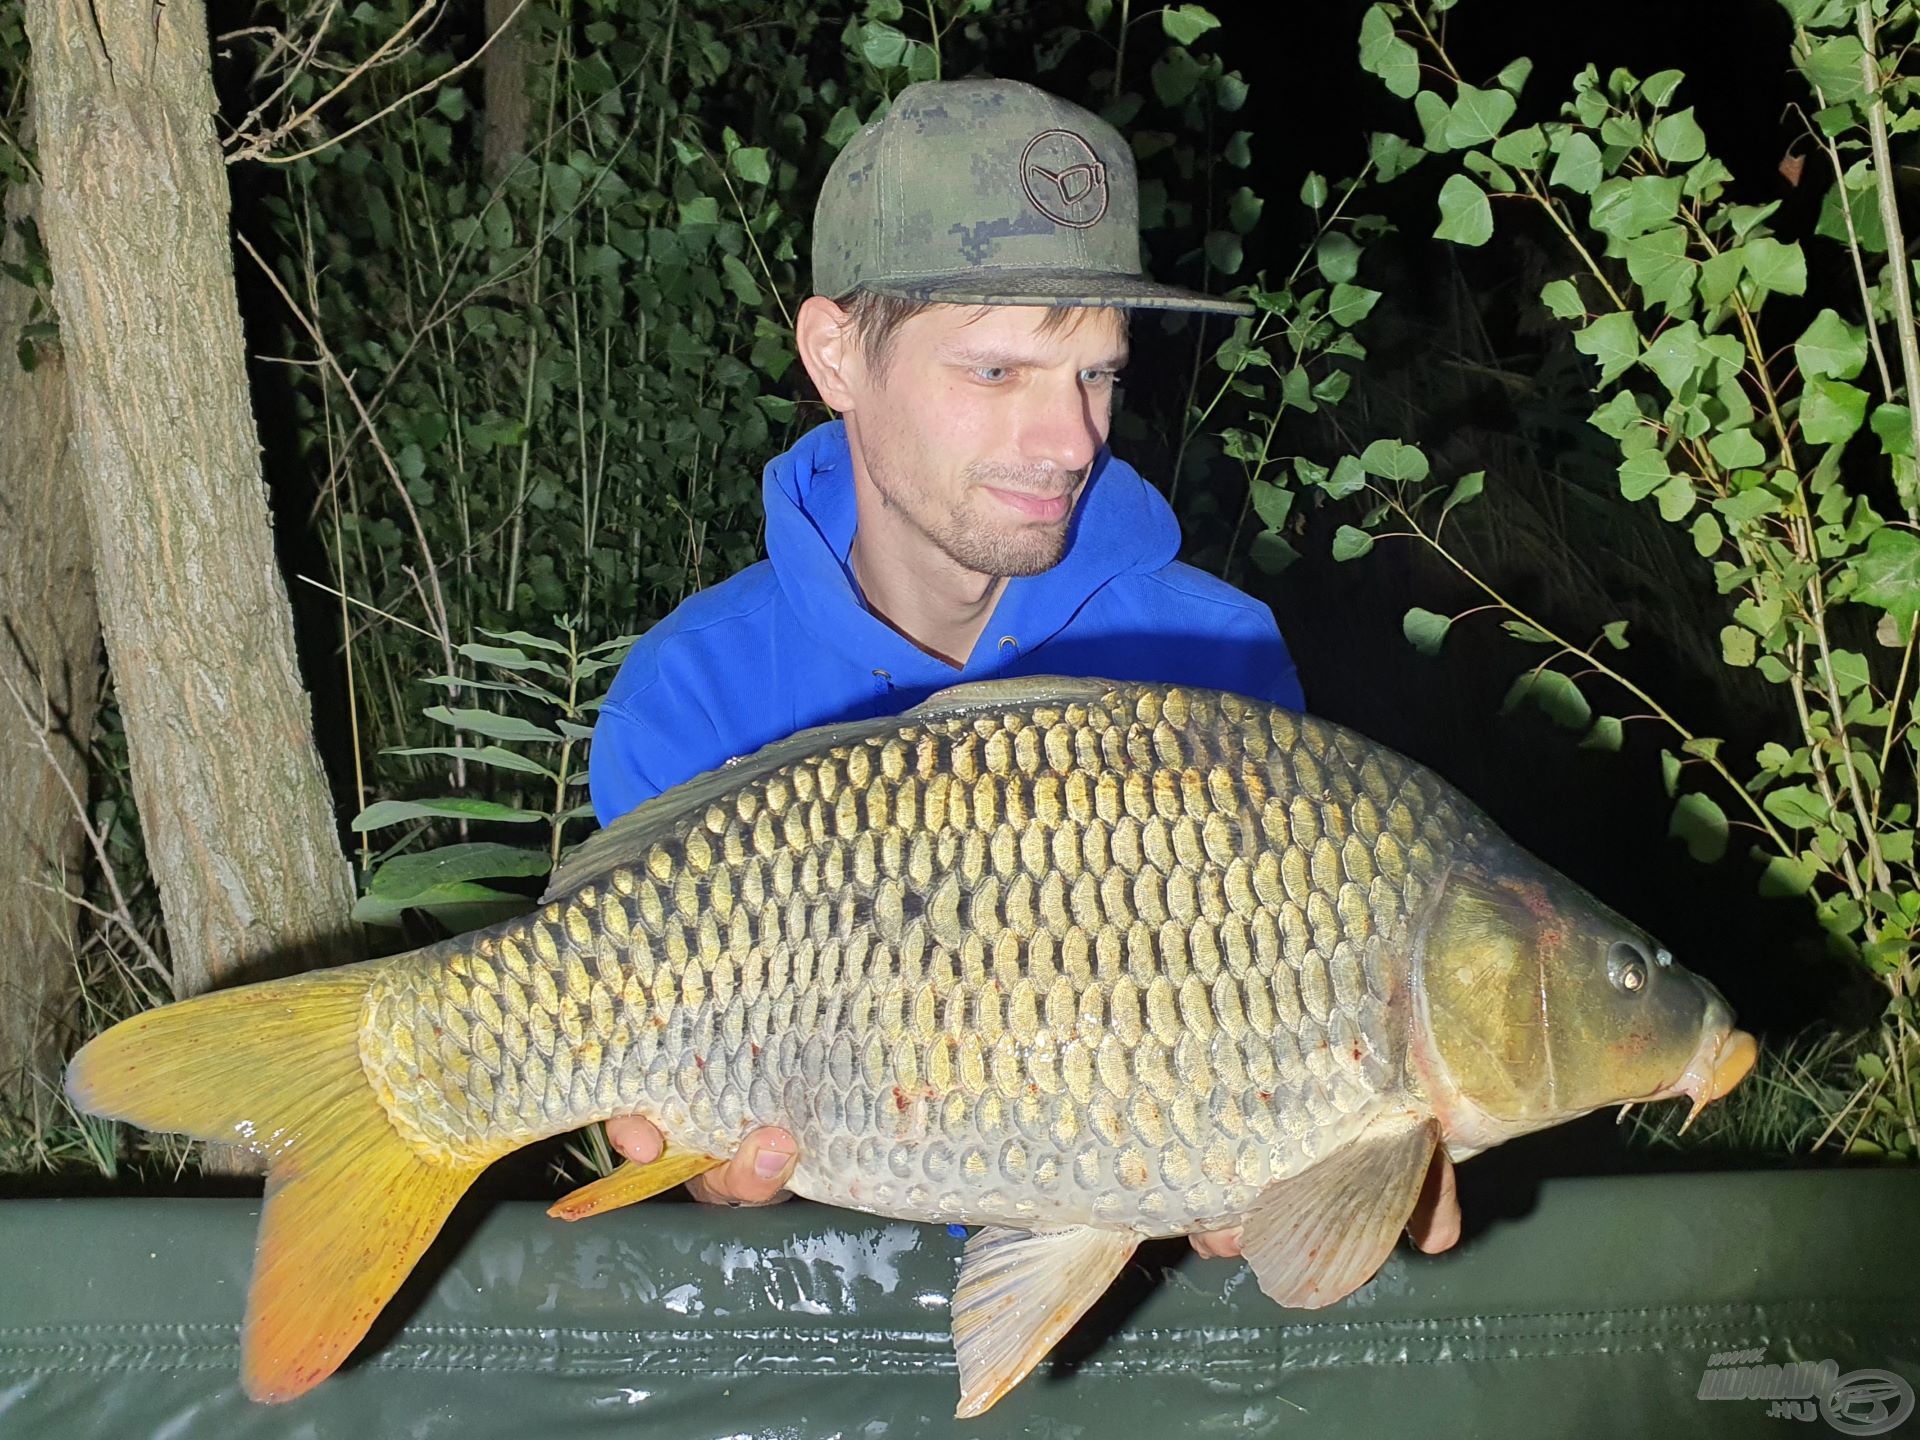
[1647,1024,1759,1131]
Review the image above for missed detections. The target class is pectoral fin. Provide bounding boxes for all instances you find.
[546,1142,724,1221]
[949,1224,1137,1418]
[1240,1115,1441,1310]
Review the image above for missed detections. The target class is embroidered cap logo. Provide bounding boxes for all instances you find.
[1020,129,1110,230]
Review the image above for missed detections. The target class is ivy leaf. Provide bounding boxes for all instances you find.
[859,21,909,68]
[1549,132,1604,194]
[1205,231,1244,275]
[1669,793,1729,863]
[1744,237,1807,296]
[1797,35,1867,104]
[1250,531,1300,573]
[1870,404,1914,457]
[1228,186,1264,235]
[1360,438,1430,482]
[1323,455,1368,498]
[1762,784,1828,829]
[1160,3,1221,44]
[1720,625,1756,666]
[1852,527,1920,622]
[1617,447,1670,501]
[1491,124,1548,169]
[1794,308,1869,381]
[1300,171,1328,208]
[1434,174,1493,246]
[1590,175,1683,240]
[1357,5,1420,99]
[1621,227,1695,316]
[730,146,772,185]
[1317,230,1361,283]
[1573,310,1639,383]
[1403,607,1452,656]
[1332,525,1376,561]
[1248,477,1293,529]
[1445,84,1518,148]
[1800,378,1868,445]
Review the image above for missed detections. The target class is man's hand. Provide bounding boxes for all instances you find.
[1185,1150,1462,1260]
[605,1115,798,1206]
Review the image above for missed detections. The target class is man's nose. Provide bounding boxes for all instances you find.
[1017,377,1104,474]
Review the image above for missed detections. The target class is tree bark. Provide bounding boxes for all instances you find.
[481,0,533,186]
[22,0,360,1005]
[0,99,103,1106]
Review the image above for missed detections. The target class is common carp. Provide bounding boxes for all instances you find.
[65,677,1756,1415]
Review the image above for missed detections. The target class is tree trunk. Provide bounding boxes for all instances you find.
[0,99,103,1108]
[22,0,361,1007]
[481,0,533,186]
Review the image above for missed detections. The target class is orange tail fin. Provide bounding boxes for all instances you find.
[64,962,497,1401]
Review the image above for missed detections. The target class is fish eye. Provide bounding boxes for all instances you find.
[1654,948,1673,967]
[1609,941,1649,994]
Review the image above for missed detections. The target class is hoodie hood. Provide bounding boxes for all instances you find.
[763,419,1181,688]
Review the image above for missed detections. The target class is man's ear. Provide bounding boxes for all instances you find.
[796,295,862,413]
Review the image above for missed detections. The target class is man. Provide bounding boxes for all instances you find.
[587,80,1460,1258]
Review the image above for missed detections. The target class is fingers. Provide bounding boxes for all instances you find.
[683,1126,799,1207]
[1189,1226,1243,1260]
[604,1114,663,1166]
[1407,1149,1461,1254]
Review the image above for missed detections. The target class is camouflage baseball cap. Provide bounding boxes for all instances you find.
[813,78,1252,316]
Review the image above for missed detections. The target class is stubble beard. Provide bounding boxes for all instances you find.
[870,456,1079,579]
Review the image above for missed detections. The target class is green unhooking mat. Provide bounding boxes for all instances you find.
[2,1170,1917,1438]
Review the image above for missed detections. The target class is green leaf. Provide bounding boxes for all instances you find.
[730,146,772,185]
[722,252,763,304]
[1757,852,1819,899]
[1328,283,1382,327]
[457,642,565,676]
[860,20,909,67]
[1160,3,1221,44]
[1358,5,1420,99]
[1720,625,1756,666]
[1798,35,1867,104]
[1505,669,1592,729]
[1660,748,1682,797]
[1299,171,1328,208]
[1323,455,1368,498]
[1403,607,1452,656]
[1706,428,1766,469]
[424,705,564,743]
[825,105,863,149]
[1332,525,1375,561]
[1621,227,1695,315]
[1669,793,1729,863]
[1549,132,1604,195]
[1827,648,1870,695]
[352,882,534,931]
[1699,248,1745,307]
[1317,230,1360,282]
[1360,438,1430,482]
[1442,469,1485,517]
[1434,174,1493,246]
[1617,448,1670,502]
[1691,511,1724,556]
[1853,527,1920,622]
[1650,108,1707,163]
[1491,124,1548,168]
[1794,308,1869,381]
[1870,404,1914,457]
[1590,176,1683,240]
[1205,231,1244,275]
[1540,279,1585,320]
[1762,783,1828,829]
[1445,84,1518,147]
[1250,531,1300,573]
[1368,129,1425,180]
[368,842,551,899]
[1503,620,1557,644]
[386,744,557,779]
[1602,620,1630,649]
[1800,378,1868,445]
[1656,474,1697,522]
[1495,56,1534,94]
[351,797,545,831]
[1573,310,1639,383]
[1248,477,1293,529]
[1641,69,1686,107]
[1744,237,1807,296]
[1580,715,1624,751]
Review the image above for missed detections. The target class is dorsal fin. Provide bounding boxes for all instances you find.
[543,675,1125,901]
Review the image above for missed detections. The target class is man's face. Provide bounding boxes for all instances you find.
[841,303,1128,579]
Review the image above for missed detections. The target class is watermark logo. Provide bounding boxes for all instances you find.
[1698,1349,1915,1435]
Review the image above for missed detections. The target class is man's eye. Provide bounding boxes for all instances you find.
[1081,368,1120,385]
[973,366,1010,383]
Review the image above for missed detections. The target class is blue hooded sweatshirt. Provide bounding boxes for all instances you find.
[589,420,1303,823]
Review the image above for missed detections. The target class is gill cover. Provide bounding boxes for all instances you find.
[1414,855,1728,1145]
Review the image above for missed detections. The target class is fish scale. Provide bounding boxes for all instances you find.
[356,680,1472,1235]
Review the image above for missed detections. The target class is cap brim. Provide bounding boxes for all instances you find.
[858,267,1254,316]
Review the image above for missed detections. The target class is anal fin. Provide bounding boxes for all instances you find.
[1240,1115,1441,1310]
[950,1224,1136,1418]
[547,1142,724,1221]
